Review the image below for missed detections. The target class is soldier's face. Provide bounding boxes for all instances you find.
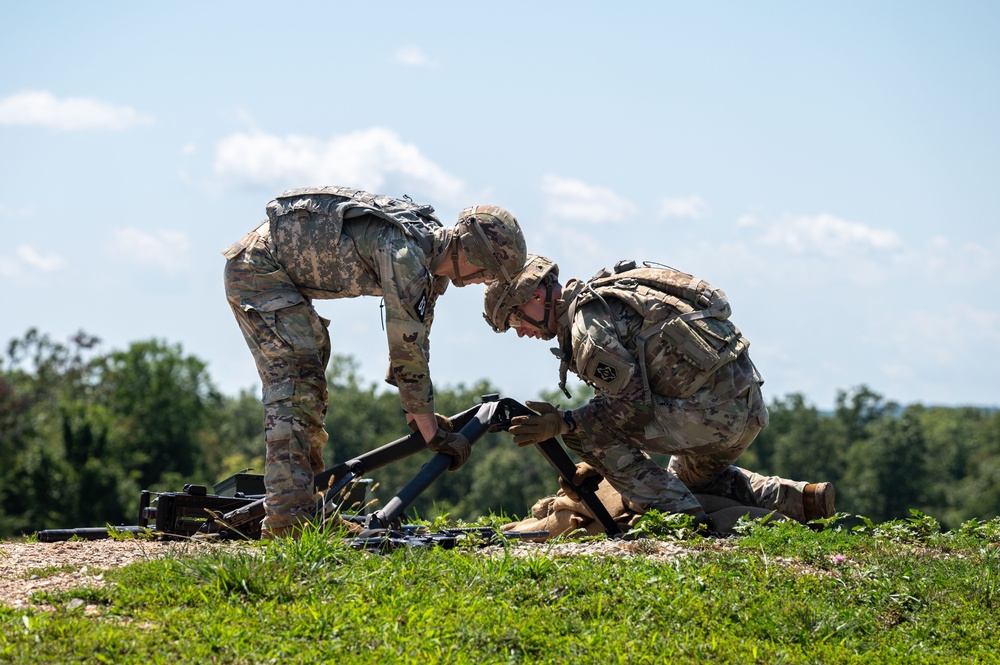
[512,317,543,339]
[510,296,551,340]
[451,247,493,286]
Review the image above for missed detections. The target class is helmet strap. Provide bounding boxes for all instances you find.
[515,283,555,331]
[450,238,464,287]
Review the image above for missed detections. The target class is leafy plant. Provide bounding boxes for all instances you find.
[627,509,707,540]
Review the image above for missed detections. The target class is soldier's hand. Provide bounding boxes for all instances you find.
[426,428,472,471]
[558,462,601,501]
[407,413,454,433]
[509,400,567,447]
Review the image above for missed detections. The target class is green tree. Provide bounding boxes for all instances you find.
[0,329,96,535]
[923,407,1000,527]
[451,444,557,520]
[761,393,845,488]
[89,340,222,490]
[843,408,928,521]
[201,387,266,485]
[59,402,138,526]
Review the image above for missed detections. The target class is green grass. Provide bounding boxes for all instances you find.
[2,512,999,664]
[15,564,78,580]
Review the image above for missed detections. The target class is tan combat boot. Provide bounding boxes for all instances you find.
[802,482,836,521]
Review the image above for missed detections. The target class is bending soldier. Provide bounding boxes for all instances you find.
[224,186,526,537]
[483,255,835,527]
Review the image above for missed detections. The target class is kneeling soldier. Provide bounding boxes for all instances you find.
[483,255,835,527]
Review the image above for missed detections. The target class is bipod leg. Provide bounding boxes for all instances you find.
[357,397,502,538]
[313,402,486,523]
[313,401,484,493]
[497,398,623,537]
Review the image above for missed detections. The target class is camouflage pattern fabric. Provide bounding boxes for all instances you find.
[222,195,452,532]
[454,205,528,283]
[552,281,811,519]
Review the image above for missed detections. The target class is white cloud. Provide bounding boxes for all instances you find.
[211,127,466,204]
[17,245,67,272]
[658,195,708,220]
[0,90,152,131]
[106,228,190,275]
[0,244,67,278]
[757,213,901,258]
[393,46,437,68]
[540,174,637,223]
[181,143,197,156]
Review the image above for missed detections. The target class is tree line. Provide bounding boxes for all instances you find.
[0,329,997,538]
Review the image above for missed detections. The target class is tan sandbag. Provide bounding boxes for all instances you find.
[501,509,591,541]
[530,495,557,519]
[499,515,551,542]
[547,479,631,521]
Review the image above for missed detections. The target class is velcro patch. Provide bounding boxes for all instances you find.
[578,336,634,395]
[412,290,429,322]
[594,362,620,385]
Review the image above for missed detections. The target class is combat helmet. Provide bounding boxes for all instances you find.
[483,254,559,333]
[453,206,527,284]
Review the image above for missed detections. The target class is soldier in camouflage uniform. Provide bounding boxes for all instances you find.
[483,255,835,526]
[223,186,526,537]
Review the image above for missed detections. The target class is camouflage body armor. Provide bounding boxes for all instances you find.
[568,260,748,401]
[262,186,443,298]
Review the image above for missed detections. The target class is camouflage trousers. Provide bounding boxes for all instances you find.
[562,382,810,521]
[223,231,331,533]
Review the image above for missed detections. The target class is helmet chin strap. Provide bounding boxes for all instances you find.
[515,283,555,331]
[450,238,464,287]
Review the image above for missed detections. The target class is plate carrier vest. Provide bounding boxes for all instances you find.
[568,260,748,401]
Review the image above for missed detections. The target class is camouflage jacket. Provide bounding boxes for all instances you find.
[553,278,759,436]
[224,187,452,414]
[341,216,451,414]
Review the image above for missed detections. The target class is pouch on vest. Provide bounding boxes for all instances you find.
[660,316,720,371]
[577,335,635,396]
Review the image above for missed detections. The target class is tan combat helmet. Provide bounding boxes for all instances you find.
[454,206,527,284]
[483,254,559,333]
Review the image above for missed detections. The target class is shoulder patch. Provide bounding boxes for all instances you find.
[593,361,620,385]
[576,335,635,396]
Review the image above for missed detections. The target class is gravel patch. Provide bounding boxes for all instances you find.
[0,539,209,611]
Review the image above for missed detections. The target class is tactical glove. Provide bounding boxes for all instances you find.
[408,413,455,433]
[509,400,567,447]
[557,461,601,501]
[426,428,472,470]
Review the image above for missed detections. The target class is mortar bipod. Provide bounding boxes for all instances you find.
[200,401,485,537]
[356,396,503,536]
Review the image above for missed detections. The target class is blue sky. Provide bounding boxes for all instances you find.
[2,2,998,410]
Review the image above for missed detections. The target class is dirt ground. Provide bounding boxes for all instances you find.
[0,539,208,610]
